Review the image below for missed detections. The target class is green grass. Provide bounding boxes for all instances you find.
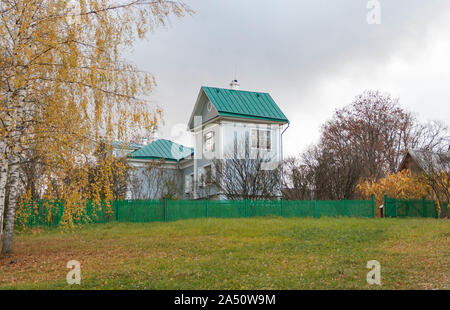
[1,217,449,289]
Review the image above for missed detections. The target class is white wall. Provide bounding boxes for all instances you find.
[220,120,282,164]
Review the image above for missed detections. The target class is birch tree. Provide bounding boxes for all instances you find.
[0,140,7,238]
[0,0,192,253]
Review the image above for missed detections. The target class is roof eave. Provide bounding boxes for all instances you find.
[127,156,177,162]
[128,151,194,162]
[218,111,289,124]
[187,87,207,130]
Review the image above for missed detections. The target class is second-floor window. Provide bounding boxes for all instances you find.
[203,131,215,153]
[251,129,271,150]
[199,165,213,187]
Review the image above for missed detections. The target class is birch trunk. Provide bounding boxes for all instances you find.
[1,86,24,254]
[1,151,19,253]
[0,144,8,239]
[0,90,12,241]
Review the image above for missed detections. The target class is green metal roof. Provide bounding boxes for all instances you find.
[202,86,289,123]
[128,139,193,161]
[112,141,143,151]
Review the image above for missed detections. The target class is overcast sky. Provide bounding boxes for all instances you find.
[126,0,450,156]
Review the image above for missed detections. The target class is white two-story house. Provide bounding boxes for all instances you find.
[126,81,289,200]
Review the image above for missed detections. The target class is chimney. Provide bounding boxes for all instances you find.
[229,79,240,90]
[142,137,148,145]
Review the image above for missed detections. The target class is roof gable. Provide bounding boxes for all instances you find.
[128,139,193,161]
[399,149,449,173]
[202,86,289,123]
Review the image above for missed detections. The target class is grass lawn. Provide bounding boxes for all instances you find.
[0,217,449,289]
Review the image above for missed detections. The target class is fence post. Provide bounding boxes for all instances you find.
[383,195,388,218]
[116,200,119,222]
[35,201,38,230]
[163,198,167,222]
[313,199,318,218]
[244,199,248,217]
[343,199,347,217]
[371,194,375,218]
[422,196,426,218]
[205,198,209,218]
[280,198,284,217]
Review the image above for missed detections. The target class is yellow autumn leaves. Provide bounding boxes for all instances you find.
[357,170,431,206]
[1,1,192,249]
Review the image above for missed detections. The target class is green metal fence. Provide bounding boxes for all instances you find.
[384,196,441,218]
[17,198,377,228]
[16,200,118,228]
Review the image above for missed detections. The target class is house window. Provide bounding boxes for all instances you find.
[185,174,193,193]
[203,131,215,153]
[200,165,216,196]
[203,165,212,184]
[251,129,271,150]
[185,174,194,193]
[199,165,213,188]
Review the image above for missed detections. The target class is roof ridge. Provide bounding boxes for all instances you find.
[129,138,193,161]
[202,85,270,95]
[154,138,192,148]
[201,86,288,124]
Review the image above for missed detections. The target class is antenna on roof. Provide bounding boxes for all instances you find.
[229,65,240,90]
[229,79,240,90]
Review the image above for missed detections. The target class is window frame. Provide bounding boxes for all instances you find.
[189,174,194,192]
[203,130,215,153]
[203,165,212,185]
[250,128,271,150]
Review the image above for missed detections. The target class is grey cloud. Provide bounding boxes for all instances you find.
[126,0,450,155]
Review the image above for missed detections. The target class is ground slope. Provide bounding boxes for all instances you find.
[0,217,449,289]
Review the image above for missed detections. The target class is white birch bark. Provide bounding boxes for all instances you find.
[1,150,19,253]
[2,87,24,254]
[0,89,12,241]
[0,141,8,239]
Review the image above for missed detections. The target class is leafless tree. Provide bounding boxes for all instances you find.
[128,171,145,199]
[109,158,130,200]
[128,160,182,200]
[197,165,214,199]
[403,121,449,216]
[413,120,450,152]
[302,143,364,200]
[212,151,282,200]
[414,150,449,217]
[289,90,448,200]
[282,156,314,200]
[321,90,418,179]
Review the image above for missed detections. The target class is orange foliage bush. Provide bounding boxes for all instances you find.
[357,170,431,208]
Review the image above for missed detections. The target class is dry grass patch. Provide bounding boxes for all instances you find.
[1,217,448,289]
